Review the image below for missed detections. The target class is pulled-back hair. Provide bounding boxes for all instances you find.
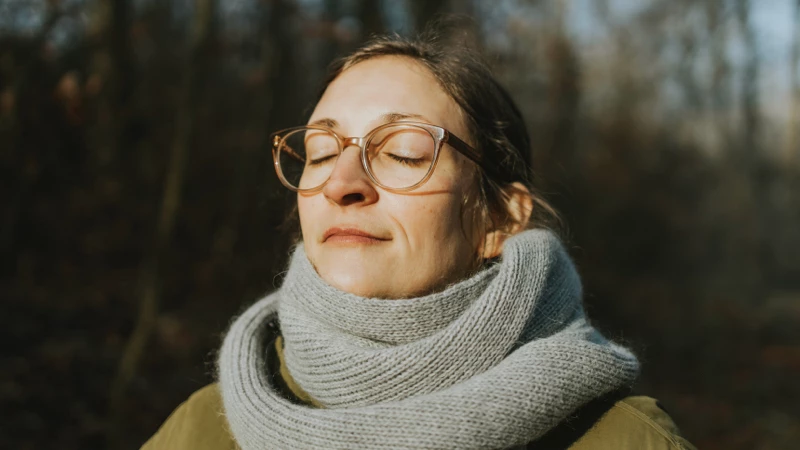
[318,25,561,237]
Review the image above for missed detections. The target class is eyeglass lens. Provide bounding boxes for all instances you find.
[276,124,436,190]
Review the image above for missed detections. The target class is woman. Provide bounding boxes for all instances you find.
[143,29,696,450]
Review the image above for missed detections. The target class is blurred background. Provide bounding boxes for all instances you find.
[1,0,799,449]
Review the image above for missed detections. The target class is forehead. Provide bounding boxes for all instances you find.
[309,56,466,135]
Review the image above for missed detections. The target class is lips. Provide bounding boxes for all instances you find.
[323,227,389,244]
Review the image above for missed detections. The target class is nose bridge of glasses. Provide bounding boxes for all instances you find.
[328,136,368,181]
[341,136,367,150]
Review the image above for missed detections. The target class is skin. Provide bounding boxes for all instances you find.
[298,56,530,299]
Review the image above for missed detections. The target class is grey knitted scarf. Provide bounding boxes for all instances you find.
[218,230,640,449]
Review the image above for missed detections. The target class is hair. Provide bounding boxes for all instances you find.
[283,20,562,252]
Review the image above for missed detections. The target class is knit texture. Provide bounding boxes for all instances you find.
[218,229,640,449]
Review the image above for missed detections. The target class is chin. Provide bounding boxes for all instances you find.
[318,264,385,298]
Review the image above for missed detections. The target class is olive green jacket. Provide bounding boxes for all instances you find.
[143,337,696,450]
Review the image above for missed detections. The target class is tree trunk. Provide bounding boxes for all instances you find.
[736,0,760,164]
[677,4,703,110]
[107,0,217,445]
[707,0,731,148]
[0,5,63,267]
[359,0,385,39]
[215,0,300,257]
[109,0,135,113]
[409,0,449,32]
[789,0,800,163]
[734,0,767,302]
[544,0,581,169]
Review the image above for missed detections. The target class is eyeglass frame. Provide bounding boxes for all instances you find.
[270,120,489,193]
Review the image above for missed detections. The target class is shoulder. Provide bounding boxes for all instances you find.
[141,386,695,450]
[567,396,696,450]
[141,384,238,450]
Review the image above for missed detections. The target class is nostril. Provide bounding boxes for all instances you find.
[340,193,365,206]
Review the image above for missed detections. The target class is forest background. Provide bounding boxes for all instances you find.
[2,0,799,449]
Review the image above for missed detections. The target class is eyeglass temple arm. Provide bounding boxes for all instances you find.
[444,132,483,165]
[444,131,507,181]
[273,137,305,163]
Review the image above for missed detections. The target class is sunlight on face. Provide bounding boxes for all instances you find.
[297,56,485,299]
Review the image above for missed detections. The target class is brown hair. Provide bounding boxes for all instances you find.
[315,24,561,239]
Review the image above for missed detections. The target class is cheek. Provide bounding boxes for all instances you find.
[398,196,480,288]
[400,196,468,250]
[421,167,480,243]
[297,196,318,242]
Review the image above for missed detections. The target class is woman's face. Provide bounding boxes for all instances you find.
[298,56,485,299]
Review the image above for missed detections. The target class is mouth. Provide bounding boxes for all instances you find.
[322,227,390,245]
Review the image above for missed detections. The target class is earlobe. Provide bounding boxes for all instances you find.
[481,230,505,259]
[479,182,534,259]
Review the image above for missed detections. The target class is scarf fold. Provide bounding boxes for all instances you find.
[218,229,640,449]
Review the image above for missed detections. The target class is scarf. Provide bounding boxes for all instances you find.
[218,229,640,449]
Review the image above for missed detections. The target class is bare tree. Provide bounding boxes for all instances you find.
[0,3,64,261]
[107,0,218,446]
[707,0,732,145]
[735,0,760,163]
[109,0,135,115]
[733,0,769,301]
[542,0,581,167]
[789,0,800,162]
[409,0,450,31]
[359,0,386,38]
[676,2,704,111]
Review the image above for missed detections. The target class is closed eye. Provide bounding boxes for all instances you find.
[309,154,338,166]
[388,154,426,166]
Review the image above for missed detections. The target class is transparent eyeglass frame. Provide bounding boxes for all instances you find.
[270,120,486,193]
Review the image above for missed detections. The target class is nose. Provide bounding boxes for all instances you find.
[322,144,378,207]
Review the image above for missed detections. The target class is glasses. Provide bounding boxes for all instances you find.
[270,121,485,193]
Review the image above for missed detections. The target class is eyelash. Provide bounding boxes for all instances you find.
[388,154,425,166]
[308,155,337,166]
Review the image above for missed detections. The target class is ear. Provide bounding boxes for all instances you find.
[481,182,534,259]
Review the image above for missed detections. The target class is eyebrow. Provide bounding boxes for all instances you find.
[307,112,433,131]
[379,112,431,124]
[307,117,339,128]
